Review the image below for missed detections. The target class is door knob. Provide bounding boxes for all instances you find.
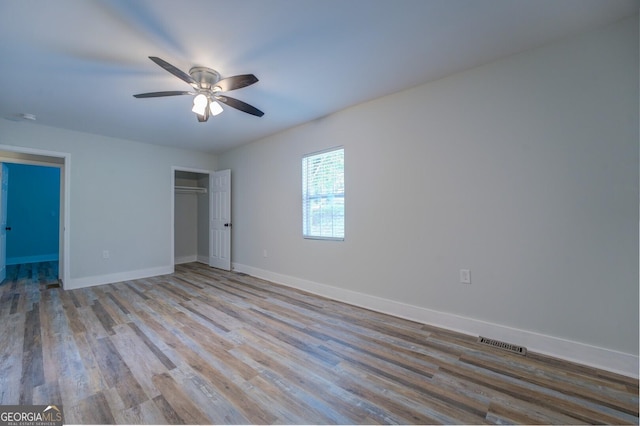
[4,227,10,231]
[224,223,232,227]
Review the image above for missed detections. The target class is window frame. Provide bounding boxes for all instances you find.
[302,146,345,241]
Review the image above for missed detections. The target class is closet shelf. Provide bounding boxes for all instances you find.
[175,186,207,194]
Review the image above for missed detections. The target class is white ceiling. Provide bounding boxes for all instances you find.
[0,0,637,154]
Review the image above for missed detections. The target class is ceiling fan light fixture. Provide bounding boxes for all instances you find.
[135,57,263,119]
[192,94,208,115]
[209,100,223,116]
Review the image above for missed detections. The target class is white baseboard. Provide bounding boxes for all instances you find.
[66,265,173,290]
[174,255,209,265]
[175,255,198,265]
[232,262,639,379]
[7,254,59,265]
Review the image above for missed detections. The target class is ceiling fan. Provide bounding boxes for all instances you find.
[133,56,264,122]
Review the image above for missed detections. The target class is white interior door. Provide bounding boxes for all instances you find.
[0,163,8,282]
[210,169,231,270]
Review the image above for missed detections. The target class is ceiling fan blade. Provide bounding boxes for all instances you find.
[148,56,199,89]
[215,74,258,92]
[133,91,193,98]
[216,95,264,117]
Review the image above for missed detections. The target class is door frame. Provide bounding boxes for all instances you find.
[1,164,8,282]
[0,144,70,287]
[170,166,213,271]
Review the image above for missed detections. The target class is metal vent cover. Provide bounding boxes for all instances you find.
[478,336,527,355]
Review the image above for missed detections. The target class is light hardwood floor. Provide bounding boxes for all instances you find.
[1,261,638,424]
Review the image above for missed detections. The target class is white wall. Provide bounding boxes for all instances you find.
[0,122,217,288]
[218,16,639,375]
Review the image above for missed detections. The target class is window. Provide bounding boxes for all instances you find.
[302,147,344,240]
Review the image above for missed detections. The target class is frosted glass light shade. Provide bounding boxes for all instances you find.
[192,94,208,115]
[209,101,223,116]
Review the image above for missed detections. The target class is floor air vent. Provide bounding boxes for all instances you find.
[478,336,527,355]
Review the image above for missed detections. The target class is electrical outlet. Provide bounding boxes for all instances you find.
[459,269,471,284]
[102,250,110,259]
[263,249,268,258]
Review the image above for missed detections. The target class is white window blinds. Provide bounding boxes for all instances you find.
[302,147,345,240]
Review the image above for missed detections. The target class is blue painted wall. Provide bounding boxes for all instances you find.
[5,163,60,264]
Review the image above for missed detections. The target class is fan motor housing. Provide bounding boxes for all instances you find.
[189,67,221,90]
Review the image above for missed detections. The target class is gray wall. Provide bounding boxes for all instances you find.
[197,174,210,259]
[0,123,217,287]
[174,190,198,262]
[218,16,639,360]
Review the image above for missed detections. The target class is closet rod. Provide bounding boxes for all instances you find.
[175,186,207,194]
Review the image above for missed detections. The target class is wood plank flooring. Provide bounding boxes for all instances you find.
[1,261,638,424]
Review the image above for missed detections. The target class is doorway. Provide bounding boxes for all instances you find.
[172,168,211,267]
[4,163,60,266]
[0,145,70,287]
[171,167,232,272]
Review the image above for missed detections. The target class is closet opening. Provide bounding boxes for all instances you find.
[172,168,211,267]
